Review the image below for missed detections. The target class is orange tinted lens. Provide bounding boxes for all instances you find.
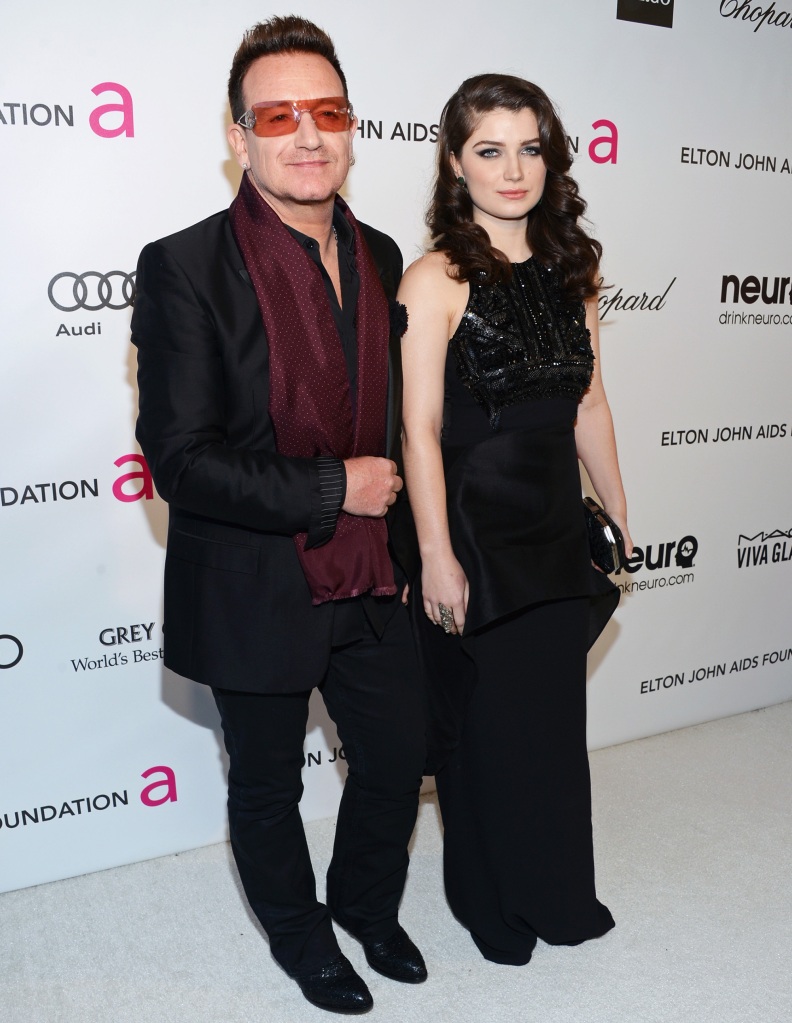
[250,102,298,137]
[309,102,352,132]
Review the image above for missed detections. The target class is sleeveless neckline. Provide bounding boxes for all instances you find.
[448,256,594,430]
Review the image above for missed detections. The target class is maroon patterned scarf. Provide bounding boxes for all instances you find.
[229,173,395,603]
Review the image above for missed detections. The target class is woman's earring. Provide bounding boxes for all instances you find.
[457,175,466,188]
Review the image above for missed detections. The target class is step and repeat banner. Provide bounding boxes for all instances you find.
[2,0,791,892]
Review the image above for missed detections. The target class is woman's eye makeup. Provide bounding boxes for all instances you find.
[472,143,542,158]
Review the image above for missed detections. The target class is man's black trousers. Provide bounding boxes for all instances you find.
[212,600,425,977]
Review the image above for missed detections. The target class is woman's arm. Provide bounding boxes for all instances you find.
[575,297,634,557]
[398,254,470,634]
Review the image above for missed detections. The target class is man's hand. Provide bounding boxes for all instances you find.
[342,457,402,517]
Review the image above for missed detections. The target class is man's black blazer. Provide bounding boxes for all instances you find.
[131,209,416,693]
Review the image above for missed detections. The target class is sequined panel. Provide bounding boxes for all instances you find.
[449,259,594,429]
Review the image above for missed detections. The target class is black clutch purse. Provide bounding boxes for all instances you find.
[583,497,626,574]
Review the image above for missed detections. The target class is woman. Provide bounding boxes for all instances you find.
[398,74,633,966]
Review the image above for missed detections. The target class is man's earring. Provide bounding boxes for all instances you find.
[350,153,356,166]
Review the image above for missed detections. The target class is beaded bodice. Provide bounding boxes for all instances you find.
[448,258,594,429]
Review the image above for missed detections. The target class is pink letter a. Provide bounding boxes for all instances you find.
[89,82,135,138]
[589,119,618,164]
[140,765,178,806]
[113,453,153,502]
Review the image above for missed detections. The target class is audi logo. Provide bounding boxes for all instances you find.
[0,634,23,669]
[48,271,136,312]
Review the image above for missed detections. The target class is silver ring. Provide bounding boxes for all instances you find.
[438,603,454,633]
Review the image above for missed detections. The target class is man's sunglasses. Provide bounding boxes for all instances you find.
[236,97,355,137]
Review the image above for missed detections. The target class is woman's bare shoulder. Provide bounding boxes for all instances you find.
[401,250,465,297]
[404,249,458,280]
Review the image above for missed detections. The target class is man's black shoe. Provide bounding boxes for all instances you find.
[295,953,373,1014]
[363,925,427,983]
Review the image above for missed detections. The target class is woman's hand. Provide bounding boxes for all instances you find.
[422,554,469,635]
[608,510,634,561]
[590,508,633,573]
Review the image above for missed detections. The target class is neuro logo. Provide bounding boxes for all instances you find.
[721,275,792,306]
[0,634,23,669]
[617,0,674,29]
[620,533,698,574]
[675,536,697,569]
[719,274,792,326]
[48,271,136,312]
[616,532,698,595]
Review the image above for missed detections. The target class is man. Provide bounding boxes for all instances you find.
[131,16,425,1015]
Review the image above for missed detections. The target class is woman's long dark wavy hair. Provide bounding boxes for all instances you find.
[428,74,601,302]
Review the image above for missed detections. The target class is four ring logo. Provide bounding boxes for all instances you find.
[48,271,136,312]
[0,634,24,669]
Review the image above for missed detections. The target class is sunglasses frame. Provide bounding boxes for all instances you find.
[236,97,355,137]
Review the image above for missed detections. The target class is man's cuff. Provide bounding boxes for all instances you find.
[305,457,347,549]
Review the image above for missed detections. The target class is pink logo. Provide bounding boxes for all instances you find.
[589,120,618,165]
[140,765,177,807]
[89,82,134,138]
[113,453,153,502]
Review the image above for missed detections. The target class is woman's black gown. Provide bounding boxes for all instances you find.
[415,258,618,965]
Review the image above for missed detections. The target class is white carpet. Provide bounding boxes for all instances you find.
[3,701,791,1023]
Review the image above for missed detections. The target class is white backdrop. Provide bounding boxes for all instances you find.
[2,0,791,893]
